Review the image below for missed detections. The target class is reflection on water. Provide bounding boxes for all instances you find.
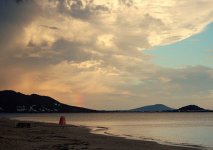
[2,112,213,149]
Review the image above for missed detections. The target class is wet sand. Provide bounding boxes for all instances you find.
[0,118,200,150]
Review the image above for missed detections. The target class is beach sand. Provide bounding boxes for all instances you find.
[0,118,200,150]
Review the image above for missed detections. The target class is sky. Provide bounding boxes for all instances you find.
[146,23,213,68]
[0,0,212,110]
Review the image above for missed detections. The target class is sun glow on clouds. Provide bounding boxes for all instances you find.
[0,0,213,109]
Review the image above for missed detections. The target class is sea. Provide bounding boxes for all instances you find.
[1,112,213,149]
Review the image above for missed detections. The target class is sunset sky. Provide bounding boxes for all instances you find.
[0,0,212,110]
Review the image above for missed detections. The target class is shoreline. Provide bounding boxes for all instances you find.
[90,126,204,150]
[0,118,202,150]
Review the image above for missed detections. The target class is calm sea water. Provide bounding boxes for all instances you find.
[1,113,213,149]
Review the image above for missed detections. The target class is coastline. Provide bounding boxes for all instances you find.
[90,126,203,149]
[0,118,201,150]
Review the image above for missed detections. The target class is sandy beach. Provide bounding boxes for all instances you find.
[0,118,201,150]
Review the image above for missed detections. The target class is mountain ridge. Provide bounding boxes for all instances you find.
[130,104,174,112]
[0,90,212,113]
[0,90,95,113]
[175,105,207,112]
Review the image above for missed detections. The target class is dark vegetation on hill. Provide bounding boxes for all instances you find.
[0,90,95,113]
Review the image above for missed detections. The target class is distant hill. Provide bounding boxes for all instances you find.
[175,105,210,112]
[130,104,174,112]
[0,90,95,113]
[0,90,212,113]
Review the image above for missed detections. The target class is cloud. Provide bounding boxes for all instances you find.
[119,0,134,7]
[56,0,111,20]
[0,0,213,109]
[0,0,40,50]
[40,25,60,30]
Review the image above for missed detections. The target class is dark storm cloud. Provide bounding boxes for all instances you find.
[0,0,43,76]
[0,0,39,50]
[119,0,134,7]
[51,38,92,62]
[139,14,165,29]
[0,38,92,70]
[56,0,110,20]
[27,40,49,48]
[40,25,60,30]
